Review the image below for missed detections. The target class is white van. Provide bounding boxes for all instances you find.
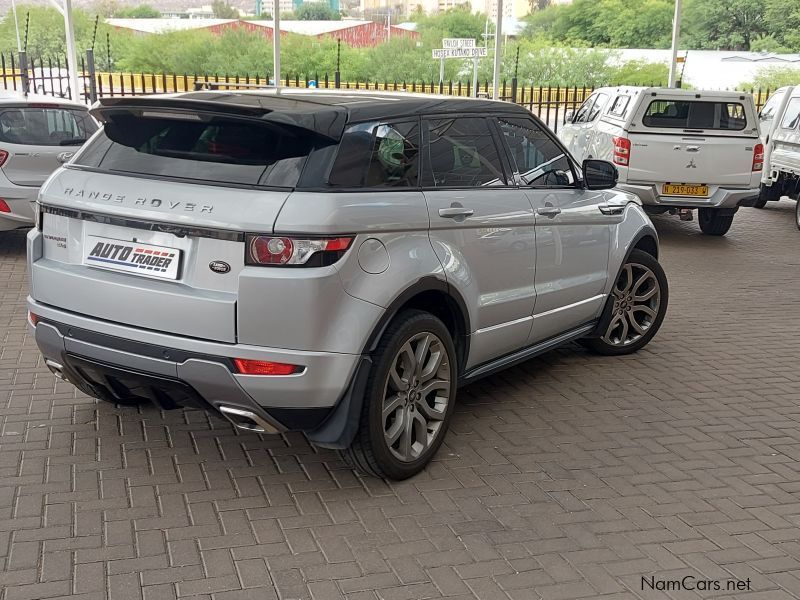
[757,86,800,227]
[559,87,762,236]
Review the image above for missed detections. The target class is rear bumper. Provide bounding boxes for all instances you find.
[0,186,37,231]
[28,300,363,433]
[618,183,759,209]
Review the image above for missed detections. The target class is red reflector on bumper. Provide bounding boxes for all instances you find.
[233,359,302,376]
[0,199,10,213]
[29,312,39,326]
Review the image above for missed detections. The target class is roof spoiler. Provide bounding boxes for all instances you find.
[91,96,346,140]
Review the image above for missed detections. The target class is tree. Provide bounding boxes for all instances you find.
[294,3,341,21]
[415,6,489,44]
[682,0,766,50]
[115,5,161,18]
[740,66,800,90]
[212,1,239,19]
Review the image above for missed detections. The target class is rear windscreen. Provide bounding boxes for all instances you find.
[0,106,97,145]
[76,112,330,187]
[642,100,747,130]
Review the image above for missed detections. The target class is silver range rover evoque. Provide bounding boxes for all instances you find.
[28,89,668,479]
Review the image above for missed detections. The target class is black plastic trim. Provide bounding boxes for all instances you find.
[459,322,597,386]
[42,204,244,242]
[38,318,237,370]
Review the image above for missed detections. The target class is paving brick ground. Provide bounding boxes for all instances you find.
[2,201,800,600]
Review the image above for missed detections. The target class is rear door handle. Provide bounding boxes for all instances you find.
[536,206,561,217]
[598,204,625,215]
[438,207,474,219]
[686,146,700,152]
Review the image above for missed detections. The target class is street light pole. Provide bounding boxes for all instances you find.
[667,0,682,88]
[491,0,503,99]
[273,0,281,90]
[63,0,79,101]
[11,0,21,52]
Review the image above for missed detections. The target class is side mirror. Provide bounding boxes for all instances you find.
[582,159,618,190]
[564,109,575,123]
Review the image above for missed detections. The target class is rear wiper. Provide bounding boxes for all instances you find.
[59,137,87,146]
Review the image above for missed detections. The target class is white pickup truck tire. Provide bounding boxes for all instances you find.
[698,208,734,236]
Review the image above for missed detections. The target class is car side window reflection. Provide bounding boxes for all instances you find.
[498,117,575,188]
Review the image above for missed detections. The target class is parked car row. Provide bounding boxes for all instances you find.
[3,85,792,479]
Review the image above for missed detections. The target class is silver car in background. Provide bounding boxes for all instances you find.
[0,92,97,231]
[28,90,668,479]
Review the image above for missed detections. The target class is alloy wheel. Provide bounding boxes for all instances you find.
[602,262,661,347]
[382,332,451,462]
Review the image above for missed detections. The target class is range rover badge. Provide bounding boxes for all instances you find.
[209,261,231,274]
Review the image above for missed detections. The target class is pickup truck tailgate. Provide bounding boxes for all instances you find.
[627,133,758,187]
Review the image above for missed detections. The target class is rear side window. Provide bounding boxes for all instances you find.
[781,98,800,130]
[609,95,631,117]
[76,113,325,187]
[0,106,97,145]
[327,120,420,188]
[642,100,747,130]
[422,117,507,187]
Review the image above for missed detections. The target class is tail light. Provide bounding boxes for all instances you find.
[0,149,8,167]
[246,235,353,267]
[752,143,764,171]
[0,199,9,213]
[612,137,631,166]
[233,359,302,376]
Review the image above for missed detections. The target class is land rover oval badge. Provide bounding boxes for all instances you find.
[209,260,231,274]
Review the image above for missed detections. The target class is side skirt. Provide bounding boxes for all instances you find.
[458,321,597,387]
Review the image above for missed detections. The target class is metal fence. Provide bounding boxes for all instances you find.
[1,51,773,134]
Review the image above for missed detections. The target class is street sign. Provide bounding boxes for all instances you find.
[432,47,488,59]
[442,38,475,49]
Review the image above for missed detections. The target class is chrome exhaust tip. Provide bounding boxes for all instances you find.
[45,359,66,380]
[218,406,279,434]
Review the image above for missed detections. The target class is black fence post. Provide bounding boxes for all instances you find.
[18,51,29,95]
[334,39,341,89]
[86,48,98,103]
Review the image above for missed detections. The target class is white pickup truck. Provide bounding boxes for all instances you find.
[757,85,800,227]
[559,87,762,236]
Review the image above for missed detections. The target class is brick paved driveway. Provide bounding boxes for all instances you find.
[2,201,800,600]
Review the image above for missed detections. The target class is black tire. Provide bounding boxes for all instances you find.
[340,310,457,480]
[698,208,735,236]
[580,249,668,356]
[795,200,800,231]
[753,197,768,209]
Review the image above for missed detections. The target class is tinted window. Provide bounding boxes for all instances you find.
[328,120,419,188]
[75,113,324,187]
[498,117,574,187]
[642,100,747,130]
[588,93,610,121]
[781,98,800,130]
[573,96,595,124]
[609,95,631,117]
[0,106,97,145]
[423,117,507,187]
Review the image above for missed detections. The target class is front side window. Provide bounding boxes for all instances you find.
[498,117,574,187]
[759,91,785,122]
[642,100,747,130]
[422,117,507,187]
[573,96,596,124]
[327,120,419,188]
[781,98,800,130]
[587,93,610,121]
[0,106,97,145]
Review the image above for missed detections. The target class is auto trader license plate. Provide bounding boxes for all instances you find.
[662,183,709,197]
[82,235,181,280]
